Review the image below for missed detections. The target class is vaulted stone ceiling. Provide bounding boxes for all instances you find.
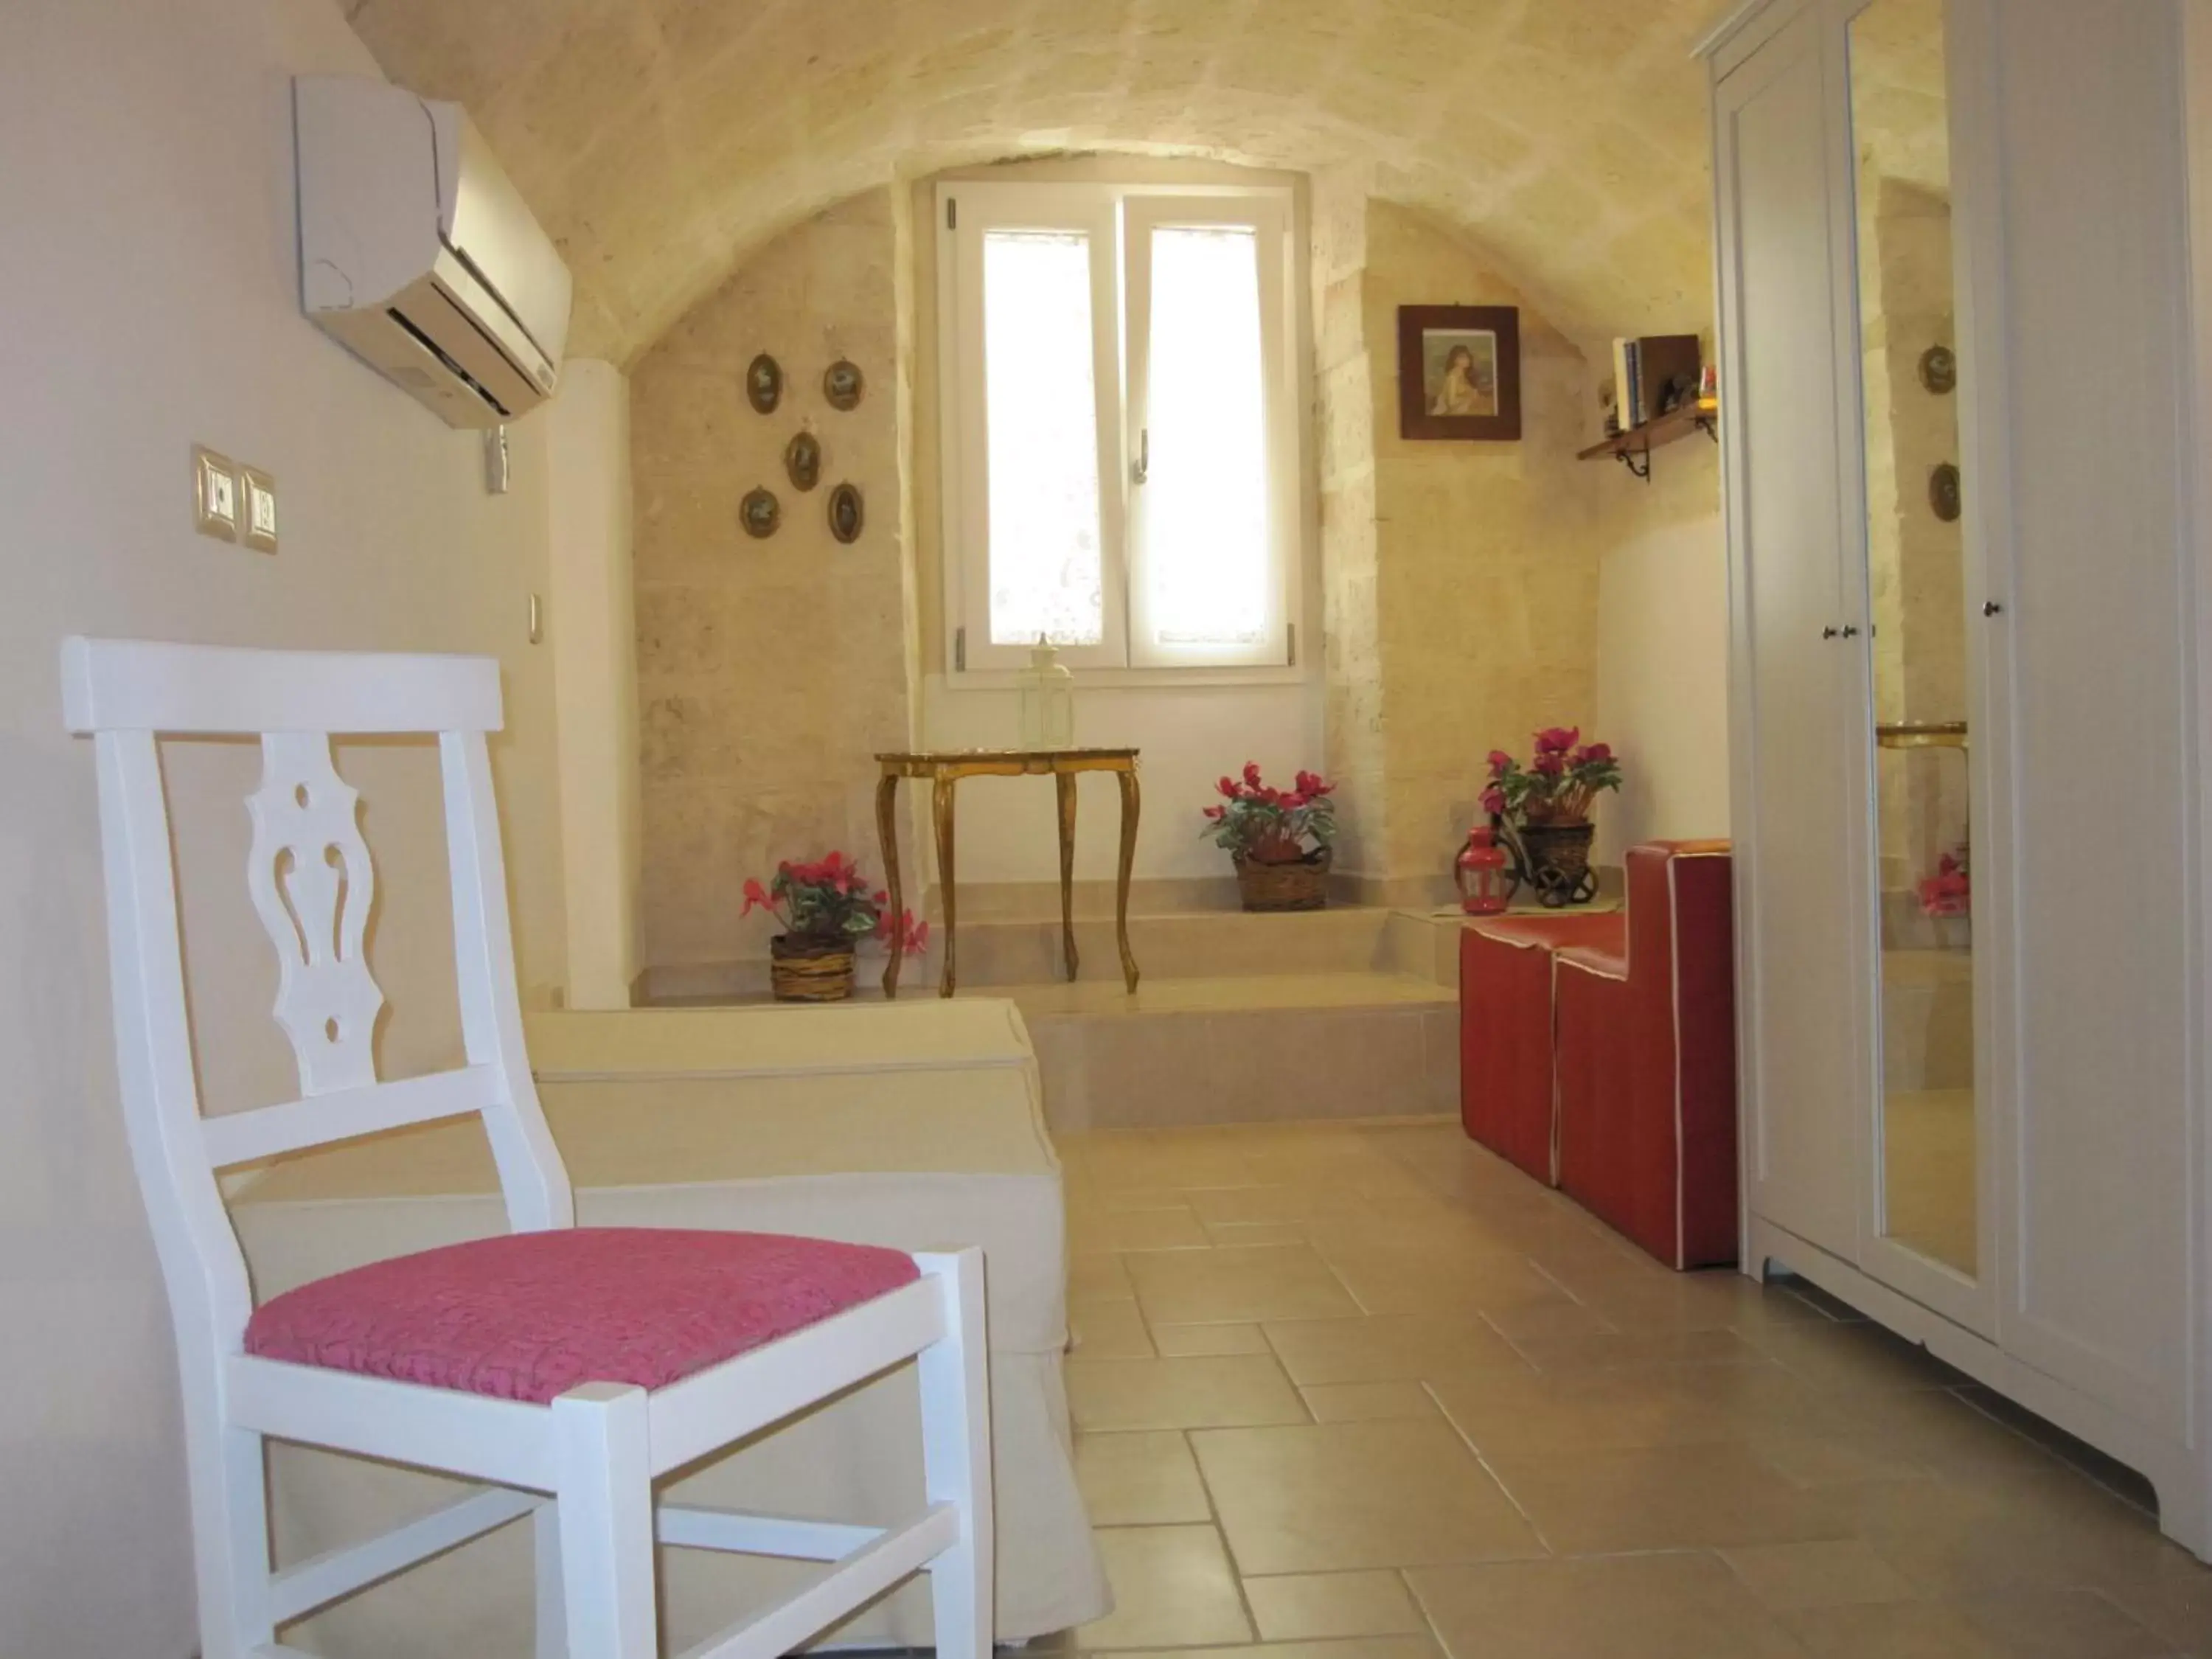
[347,0,1720,366]
[1851,0,1952,198]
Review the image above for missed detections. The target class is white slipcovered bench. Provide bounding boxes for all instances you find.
[229,1000,1110,1654]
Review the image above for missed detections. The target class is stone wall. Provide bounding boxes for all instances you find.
[1317,194,1608,898]
[629,190,914,972]
[1312,168,1388,878]
[1365,203,1606,887]
[630,175,1718,973]
[1862,178,1967,899]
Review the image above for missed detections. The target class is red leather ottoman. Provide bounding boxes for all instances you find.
[1459,912,1627,1184]
[1554,841,1737,1268]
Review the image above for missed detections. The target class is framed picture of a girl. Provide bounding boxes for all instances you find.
[1397,305,1521,441]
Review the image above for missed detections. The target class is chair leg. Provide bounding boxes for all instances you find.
[187,1398,276,1659]
[552,1384,657,1659]
[917,1251,994,1658]
[534,1502,567,1659]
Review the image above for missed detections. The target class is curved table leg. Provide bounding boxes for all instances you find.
[1114,767,1141,993]
[933,773,959,998]
[876,773,903,998]
[1055,771,1079,982]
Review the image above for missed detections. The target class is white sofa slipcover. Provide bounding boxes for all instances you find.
[229,1000,1110,1654]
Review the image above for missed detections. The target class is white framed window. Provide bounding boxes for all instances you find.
[937,179,1302,675]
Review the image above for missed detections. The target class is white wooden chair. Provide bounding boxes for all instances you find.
[62,636,992,1659]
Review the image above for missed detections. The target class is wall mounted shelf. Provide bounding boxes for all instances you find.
[1578,397,1719,480]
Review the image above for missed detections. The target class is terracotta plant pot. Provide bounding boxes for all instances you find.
[1233,846,1332,912]
[769,933,857,1002]
[1514,819,1599,908]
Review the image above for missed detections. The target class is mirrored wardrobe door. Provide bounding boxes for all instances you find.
[1845,0,1992,1326]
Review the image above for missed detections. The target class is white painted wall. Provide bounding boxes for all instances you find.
[546,361,641,1006]
[0,1,566,1649]
[918,678,1322,882]
[1592,452,1732,863]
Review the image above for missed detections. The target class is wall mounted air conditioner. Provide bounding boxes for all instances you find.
[293,77,572,429]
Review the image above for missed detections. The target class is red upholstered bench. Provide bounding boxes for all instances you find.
[1554,841,1738,1268]
[1459,911,1627,1184]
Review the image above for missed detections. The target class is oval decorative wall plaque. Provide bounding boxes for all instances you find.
[1929,462,1963,523]
[827,481,864,544]
[1918,343,1957,396]
[745,353,783,414]
[740,487,782,538]
[785,430,821,492]
[822,359,864,411]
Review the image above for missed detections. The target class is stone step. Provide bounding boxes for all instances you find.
[931,905,1401,987]
[1012,971,1458,1133]
[637,905,1469,1002]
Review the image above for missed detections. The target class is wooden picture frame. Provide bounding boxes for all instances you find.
[1397,305,1522,441]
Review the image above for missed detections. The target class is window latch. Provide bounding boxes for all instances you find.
[1133,428,1150,485]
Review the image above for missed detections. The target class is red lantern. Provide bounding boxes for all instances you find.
[1455,826,1517,915]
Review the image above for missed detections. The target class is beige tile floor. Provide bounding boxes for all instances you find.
[1039,1119,2212,1658]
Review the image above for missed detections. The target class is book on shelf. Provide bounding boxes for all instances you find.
[1637,334,1699,429]
[1612,334,1703,431]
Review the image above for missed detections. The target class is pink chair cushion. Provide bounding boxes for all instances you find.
[243,1227,922,1405]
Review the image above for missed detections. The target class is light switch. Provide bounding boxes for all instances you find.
[192,445,239,541]
[240,467,278,553]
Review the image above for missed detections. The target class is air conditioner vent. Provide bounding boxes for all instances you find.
[294,77,570,428]
[386,305,514,419]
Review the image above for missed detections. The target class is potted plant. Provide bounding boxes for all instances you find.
[1918,843,1969,946]
[1482,728,1624,906]
[1203,763,1339,911]
[742,851,927,1002]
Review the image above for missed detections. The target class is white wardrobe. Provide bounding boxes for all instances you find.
[1704,0,2212,1554]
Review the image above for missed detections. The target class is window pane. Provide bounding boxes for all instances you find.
[1142,226,1269,648]
[982,230,1104,647]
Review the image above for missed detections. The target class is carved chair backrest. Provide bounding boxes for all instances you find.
[63,638,574,1352]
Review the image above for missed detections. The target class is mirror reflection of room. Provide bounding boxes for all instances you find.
[1851,0,1976,1277]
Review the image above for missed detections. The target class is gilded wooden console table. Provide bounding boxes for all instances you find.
[874,748,1141,999]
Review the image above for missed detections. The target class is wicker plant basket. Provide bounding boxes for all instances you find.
[1515,819,1598,905]
[769,933,857,1002]
[1234,847,1332,912]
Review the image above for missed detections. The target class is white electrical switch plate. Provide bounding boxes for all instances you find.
[240,467,278,553]
[192,445,239,541]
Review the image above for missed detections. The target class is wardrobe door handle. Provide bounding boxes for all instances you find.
[1822,625,1840,639]
[1983,600,2003,616]
[1840,625,1860,639]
